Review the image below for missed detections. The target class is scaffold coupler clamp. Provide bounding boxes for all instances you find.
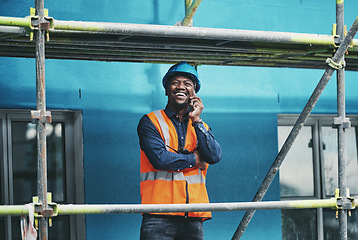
[33,193,58,229]
[29,7,54,41]
[332,188,356,218]
[31,110,52,124]
[174,20,193,27]
[325,58,346,70]
[332,116,351,129]
[332,23,353,49]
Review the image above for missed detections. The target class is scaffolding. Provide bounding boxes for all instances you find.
[0,0,358,239]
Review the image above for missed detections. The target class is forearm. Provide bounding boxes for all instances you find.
[194,122,222,164]
[138,115,196,171]
[141,143,196,171]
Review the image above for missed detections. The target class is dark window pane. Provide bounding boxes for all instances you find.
[0,217,4,240]
[11,215,70,240]
[323,208,358,239]
[11,122,66,203]
[0,118,4,239]
[278,126,315,197]
[11,122,68,239]
[281,209,317,240]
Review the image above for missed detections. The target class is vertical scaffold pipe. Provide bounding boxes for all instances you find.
[336,1,348,240]
[181,0,202,26]
[35,0,49,239]
[232,15,358,240]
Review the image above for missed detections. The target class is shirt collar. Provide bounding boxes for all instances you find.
[164,105,189,122]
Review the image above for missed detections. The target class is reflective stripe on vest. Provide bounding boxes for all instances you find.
[140,169,205,184]
[153,110,170,151]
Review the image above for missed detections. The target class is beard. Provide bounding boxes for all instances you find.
[175,101,188,110]
[168,96,190,112]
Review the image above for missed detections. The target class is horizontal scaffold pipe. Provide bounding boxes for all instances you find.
[0,16,31,28]
[51,21,348,46]
[0,198,346,216]
[0,205,30,216]
[1,16,358,47]
[0,25,27,35]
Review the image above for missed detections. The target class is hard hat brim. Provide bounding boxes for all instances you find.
[162,72,200,93]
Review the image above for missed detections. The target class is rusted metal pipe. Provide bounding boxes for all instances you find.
[232,15,358,240]
[34,0,49,239]
[185,0,192,13]
[181,0,202,26]
[336,1,348,240]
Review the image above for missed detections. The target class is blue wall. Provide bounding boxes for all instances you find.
[1,0,358,239]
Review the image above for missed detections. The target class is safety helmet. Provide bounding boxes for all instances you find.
[162,61,201,93]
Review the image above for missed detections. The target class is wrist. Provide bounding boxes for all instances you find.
[192,118,203,126]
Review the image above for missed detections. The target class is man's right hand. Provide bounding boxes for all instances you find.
[193,149,206,170]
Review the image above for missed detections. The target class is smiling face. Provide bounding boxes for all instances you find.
[166,75,196,112]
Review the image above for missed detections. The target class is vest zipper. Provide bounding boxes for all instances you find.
[185,180,189,218]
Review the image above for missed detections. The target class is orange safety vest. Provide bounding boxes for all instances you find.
[140,110,211,220]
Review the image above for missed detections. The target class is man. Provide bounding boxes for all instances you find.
[137,61,222,240]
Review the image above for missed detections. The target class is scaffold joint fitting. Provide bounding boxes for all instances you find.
[326,58,345,70]
[332,117,351,129]
[32,193,58,229]
[33,194,58,218]
[332,188,356,214]
[31,110,52,124]
[29,7,54,41]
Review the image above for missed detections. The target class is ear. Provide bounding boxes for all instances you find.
[165,87,169,96]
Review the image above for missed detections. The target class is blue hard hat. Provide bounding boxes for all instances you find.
[162,62,201,93]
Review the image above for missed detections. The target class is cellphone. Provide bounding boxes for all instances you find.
[188,93,196,113]
[188,99,194,113]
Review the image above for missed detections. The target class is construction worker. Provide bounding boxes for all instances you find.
[137,61,222,240]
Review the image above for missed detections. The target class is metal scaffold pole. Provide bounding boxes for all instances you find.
[336,1,349,239]
[0,198,348,216]
[182,0,202,26]
[232,15,358,240]
[33,0,51,239]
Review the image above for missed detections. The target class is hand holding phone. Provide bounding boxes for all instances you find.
[189,93,204,122]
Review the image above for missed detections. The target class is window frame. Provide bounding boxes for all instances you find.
[278,113,358,240]
[0,109,85,240]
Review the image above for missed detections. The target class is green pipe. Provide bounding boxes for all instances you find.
[0,16,31,28]
[1,16,358,48]
[0,205,29,216]
[51,21,358,48]
[54,199,339,215]
[185,0,193,14]
[182,0,202,26]
[0,198,345,216]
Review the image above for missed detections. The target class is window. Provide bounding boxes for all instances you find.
[278,114,358,240]
[0,110,85,240]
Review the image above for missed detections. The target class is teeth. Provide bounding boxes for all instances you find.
[175,93,185,96]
